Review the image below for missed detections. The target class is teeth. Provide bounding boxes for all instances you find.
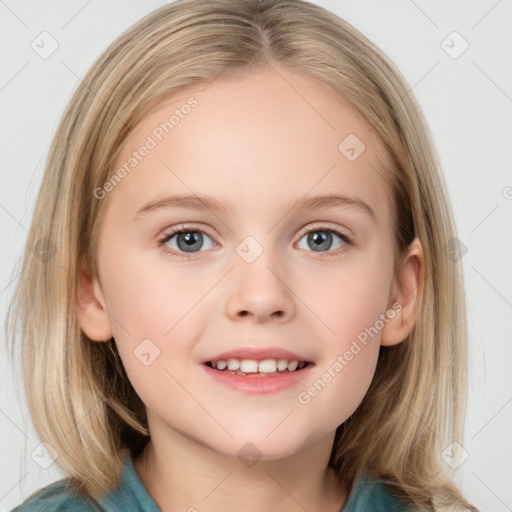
[209,358,307,374]
[287,360,299,372]
[240,360,258,373]
[258,359,277,373]
[277,359,288,371]
[227,358,240,371]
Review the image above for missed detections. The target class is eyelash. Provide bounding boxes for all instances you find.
[157,224,352,259]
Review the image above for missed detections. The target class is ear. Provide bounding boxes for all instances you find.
[380,237,424,347]
[75,262,113,342]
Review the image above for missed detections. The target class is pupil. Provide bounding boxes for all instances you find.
[178,232,203,252]
[308,231,332,252]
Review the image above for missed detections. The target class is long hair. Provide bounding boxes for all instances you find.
[6,0,475,509]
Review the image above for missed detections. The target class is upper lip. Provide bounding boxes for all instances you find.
[202,346,313,364]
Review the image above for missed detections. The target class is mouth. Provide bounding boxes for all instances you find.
[204,358,313,377]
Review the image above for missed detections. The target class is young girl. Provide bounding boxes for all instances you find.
[8,0,478,510]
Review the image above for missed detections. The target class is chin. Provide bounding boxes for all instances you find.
[209,427,313,463]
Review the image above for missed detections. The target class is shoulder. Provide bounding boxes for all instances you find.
[11,455,161,512]
[10,479,102,512]
[344,473,417,512]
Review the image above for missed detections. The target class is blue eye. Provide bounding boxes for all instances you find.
[297,229,350,253]
[158,228,215,254]
[158,225,351,258]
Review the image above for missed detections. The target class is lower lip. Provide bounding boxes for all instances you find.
[201,363,314,394]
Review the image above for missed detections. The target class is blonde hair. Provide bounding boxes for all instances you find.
[6,0,476,509]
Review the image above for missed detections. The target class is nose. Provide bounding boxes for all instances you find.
[225,253,297,324]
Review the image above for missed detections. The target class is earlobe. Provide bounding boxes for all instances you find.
[380,237,424,347]
[75,264,113,342]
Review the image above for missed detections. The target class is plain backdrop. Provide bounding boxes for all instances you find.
[1,1,511,510]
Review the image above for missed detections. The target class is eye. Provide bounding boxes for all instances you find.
[158,226,216,255]
[296,226,351,254]
[157,224,351,258]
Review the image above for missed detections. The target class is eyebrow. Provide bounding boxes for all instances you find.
[286,194,377,223]
[134,194,233,219]
[134,193,377,223]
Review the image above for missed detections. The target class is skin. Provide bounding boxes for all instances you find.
[76,64,423,512]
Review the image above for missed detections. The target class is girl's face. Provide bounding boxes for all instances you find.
[82,66,413,461]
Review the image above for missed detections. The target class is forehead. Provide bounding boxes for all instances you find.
[107,65,392,224]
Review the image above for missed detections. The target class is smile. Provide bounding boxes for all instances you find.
[202,358,314,394]
[205,357,309,376]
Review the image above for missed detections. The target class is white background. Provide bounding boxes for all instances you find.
[1,1,511,510]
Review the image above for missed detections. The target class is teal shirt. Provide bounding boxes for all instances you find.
[12,456,414,511]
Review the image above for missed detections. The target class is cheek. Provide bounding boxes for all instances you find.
[292,253,391,423]
[298,254,393,347]
[99,253,214,397]
[101,250,214,341]
[296,301,381,431]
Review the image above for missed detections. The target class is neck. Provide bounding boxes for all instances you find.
[132,426,348,512]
